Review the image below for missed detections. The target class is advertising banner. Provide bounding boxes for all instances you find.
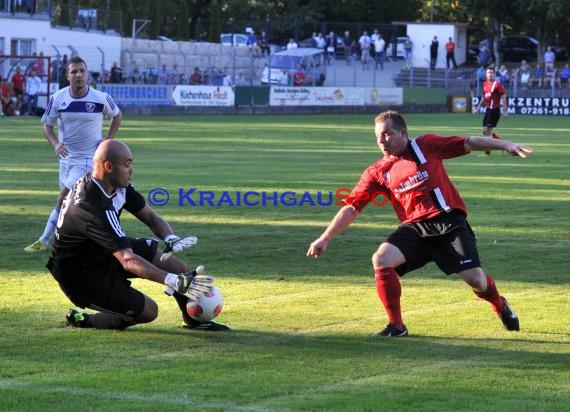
[100,84,173,106]
[270,87,403,106]
[472,96,570,115]
[172,85,235,107]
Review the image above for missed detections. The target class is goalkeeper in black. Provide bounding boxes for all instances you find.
[47,139,230,331]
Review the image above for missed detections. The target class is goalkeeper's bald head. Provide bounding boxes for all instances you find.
[93,140,133,189]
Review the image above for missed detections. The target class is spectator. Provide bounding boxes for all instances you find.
[309,32,319,48]
[27,51,46,77]
[430,35,439,70]
[51,54,63,83]
[543,65,558,88]
[130,64,141,84]
[11,66,25,114]
[519,60,531,90]
[445,37,457,70]
[315,33,326,50]
[246,30,261,58]
[403,35,413,69]
[258,31,270,57]
[278,69,289,86]
[477,44,492,67]
[531,63,544,88]
[559,63,570,89]
[58,54,69,89]
[157,64,169,84]
[325,31,338,64]
[543,46,555,71]
[221,67,233,87]
[342,30,355,65]
[23,69,42,115]
[497,64,510,85]
[358,30,372,70]
[110,62,123,84]
[1,75,15,116]
[293,64,306,86]
[476,65,486,82]
[234,70,247,86]
[189,67,203,85]
[286,38,298,50]
[170,63,182,84]
[374,33,386,71]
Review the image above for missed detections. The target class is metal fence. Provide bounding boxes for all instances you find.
[50,4,122,34]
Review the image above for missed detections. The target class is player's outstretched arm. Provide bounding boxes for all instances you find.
[465,136,533,158]
[307,205,360,259]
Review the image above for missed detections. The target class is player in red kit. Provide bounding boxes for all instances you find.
[474,66,508,154]
[307,110,533,337]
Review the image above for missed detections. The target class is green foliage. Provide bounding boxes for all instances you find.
[176,0,190,40]
[0,113,569,410]
[207,0,222,43]
[46,0,570,46]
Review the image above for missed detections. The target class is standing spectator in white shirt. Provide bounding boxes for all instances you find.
[286,38,298,50]
[359,31,372,70]
[374,33,386,70]
[23,69,42,115]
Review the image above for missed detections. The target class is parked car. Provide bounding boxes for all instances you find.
[386,36,407,59]
[220,33,249,47]
[497,36,568,62]
[261,47,326,86]
[469,36,568,63]
[298,36,346,59]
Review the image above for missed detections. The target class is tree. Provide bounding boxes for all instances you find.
[208,0,222,43]
[177,0,190,40]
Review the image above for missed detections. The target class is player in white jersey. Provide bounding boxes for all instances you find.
[25,56,122,252]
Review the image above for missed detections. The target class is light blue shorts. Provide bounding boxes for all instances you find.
[59,156,92,190]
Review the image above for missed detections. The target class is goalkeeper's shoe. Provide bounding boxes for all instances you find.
[183,320,232,332]
[173,292,231,332]
[24,240,47,253]
[373,323,408,338]
[498,297,520,331]
[64,309,92,328]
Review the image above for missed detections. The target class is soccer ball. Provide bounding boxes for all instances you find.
[186,286,224,322]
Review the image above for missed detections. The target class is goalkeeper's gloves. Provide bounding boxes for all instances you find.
[161,234,198,262]
[164,265,214,299]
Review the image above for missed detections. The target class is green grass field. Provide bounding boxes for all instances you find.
[0,113,569,411]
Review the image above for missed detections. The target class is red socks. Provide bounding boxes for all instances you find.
[474,274,506,315]
[374,267,403,327]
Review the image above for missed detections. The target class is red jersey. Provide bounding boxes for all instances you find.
[481,80,505,109]
[445,41,455,53]
[343,134,469,224]
[12,73,25,93]
[1,83,10,101]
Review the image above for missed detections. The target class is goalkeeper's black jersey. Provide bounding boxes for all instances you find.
[49,172,145,287]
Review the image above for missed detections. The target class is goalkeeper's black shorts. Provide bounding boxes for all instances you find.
[49,238,158,318]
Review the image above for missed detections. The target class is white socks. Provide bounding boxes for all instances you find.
[39,207,60,246]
